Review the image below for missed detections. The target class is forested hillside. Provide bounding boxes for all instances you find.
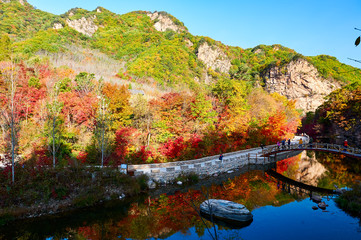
[301,83,361,145]
[0,0,360,167]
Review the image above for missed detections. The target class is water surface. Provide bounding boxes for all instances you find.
[1,151,360,240]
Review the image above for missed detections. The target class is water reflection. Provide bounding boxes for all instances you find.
[1,151,361,240]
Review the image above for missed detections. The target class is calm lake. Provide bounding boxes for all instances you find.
[1,151,361,240]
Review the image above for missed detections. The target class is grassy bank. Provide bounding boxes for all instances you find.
[0,164,148,226]
[335,183,361,217]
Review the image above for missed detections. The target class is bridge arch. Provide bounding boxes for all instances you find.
[264,143,361,159]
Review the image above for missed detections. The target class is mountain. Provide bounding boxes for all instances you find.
[1,0,360,113]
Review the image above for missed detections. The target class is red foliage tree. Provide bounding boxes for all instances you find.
[159,136,187,160]
[58,91,98,128]
[112,127,138,165]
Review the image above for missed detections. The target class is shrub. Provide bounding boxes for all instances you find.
[28,77,41,89]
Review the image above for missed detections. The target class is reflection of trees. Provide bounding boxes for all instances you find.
[69,171,298,239]
[275,150,361,191]
[3,170,305,239]
[273,151,361,196]
[315,152,361,189]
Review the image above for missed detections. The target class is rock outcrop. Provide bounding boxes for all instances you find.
[53,23,63,30]
[66,16,98,37]
[263,58,341,113]
[147,12,186,33]
[200,199,253,224]
[197,42,231,74]
[0,0,26,4]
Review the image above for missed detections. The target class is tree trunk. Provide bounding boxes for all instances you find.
[10,68,16,184]
[52,116,56,168]
[101,120,105,168]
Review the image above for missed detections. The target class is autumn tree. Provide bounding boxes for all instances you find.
[150,92,194,145]
[74,72,95,96]
[0,34,11,61]
[131,94,153,146]
[102,82,132,130]
[0,61,22,183]
[46,83,63,168]
[213,78,251,134]
[94,80,112,167]
[190,91,217,133]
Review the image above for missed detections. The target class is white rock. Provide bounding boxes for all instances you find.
[66,16,98,37]
[147,179,156,189]
[147,12,186,33]
[263,58,341,113]
[310,193,322,202]
[53,23,63,30]
[200,199,253,222]
[197,42,231,74]
[158,178,167,186]
[318,201,327,210]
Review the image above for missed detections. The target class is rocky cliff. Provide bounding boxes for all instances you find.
[263,58,341,113]
[197,42,231,74]
[65,15,98,37]
[0,0,25,4]
[147,12,186,33]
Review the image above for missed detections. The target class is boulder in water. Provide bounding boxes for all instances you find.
[200,199,253,225]
[318,201,327,210]
[310,193,322,202]
[312,206,318,210]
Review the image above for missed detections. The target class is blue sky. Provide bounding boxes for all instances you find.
[27,0,361,68]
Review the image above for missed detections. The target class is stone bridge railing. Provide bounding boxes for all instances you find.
[264,143,361,158]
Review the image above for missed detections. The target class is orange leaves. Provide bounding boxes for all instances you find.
[56,66,75,80]
[150,92,193,137]
[260,111,289,143]
[102,82,132,129]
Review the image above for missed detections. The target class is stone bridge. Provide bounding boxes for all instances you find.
[263,143,361,159]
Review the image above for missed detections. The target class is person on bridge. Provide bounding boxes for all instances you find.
[219,153,223,163]
[277,141,280,150]
[344,139,348,151]
[287,138,291,149]
[281,139,286,149]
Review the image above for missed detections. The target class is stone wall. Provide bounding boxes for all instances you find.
[128,148,268,181]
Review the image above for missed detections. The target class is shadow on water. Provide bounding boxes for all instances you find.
[266,169,336,195]
[0,195,147,240]
[200,211,253,230]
